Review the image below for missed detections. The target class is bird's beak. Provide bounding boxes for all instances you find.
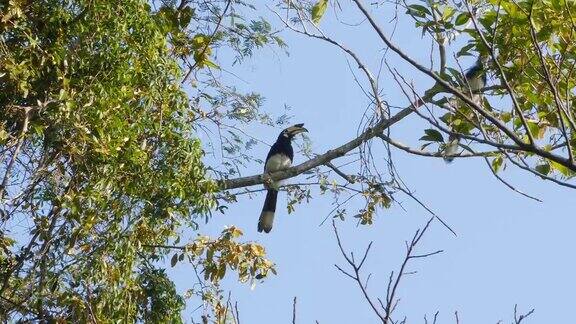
[293,127,308,135]
[288,124,308,135]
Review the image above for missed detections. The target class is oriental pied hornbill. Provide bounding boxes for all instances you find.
[444,58,487,163]
[258,123,308,233]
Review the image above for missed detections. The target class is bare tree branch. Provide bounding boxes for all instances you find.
[514,304,535,324]
[325,162,356,183]
[332,217,442,323]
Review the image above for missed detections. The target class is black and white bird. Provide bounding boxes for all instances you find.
[444,58,487,163]
[463,58,487,102]
[258,123,308,233]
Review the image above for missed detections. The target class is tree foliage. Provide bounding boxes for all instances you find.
[406,0,576,181]
[2,0,575,322]
[263,0,576,218]
[0,0,278,321]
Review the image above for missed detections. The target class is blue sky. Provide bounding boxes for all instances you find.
[169,3,575,323]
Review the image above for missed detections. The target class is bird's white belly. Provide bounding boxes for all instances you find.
[468,77,484,91]
[265,154,292,172]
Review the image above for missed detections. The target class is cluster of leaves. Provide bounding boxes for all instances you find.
[286,184,312,214]
[355,183,392,226]
[136,266,187,323]
[162,0,293,183]
[170,226,275,283]
[408,0,576,179]
[166,227,275,323]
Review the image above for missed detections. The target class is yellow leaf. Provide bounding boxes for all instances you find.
[311,0,329,25]
[250,244,265,257]
[550,160,575,178]
[230,226,243,238]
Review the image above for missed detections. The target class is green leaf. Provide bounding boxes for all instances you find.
[419,129,444,142]
[442,7,455,21]
[456,43,475,57]
[0,127,8,144]
[407,4,431,18]
[455,13,470,26]
[526,120,543,139]
[191,34,210,49]
[492,156,504,173]
[551,160,574,178]
[420,142,433,150]
[171,253,178,267]
[535,163,551,176]
[178,6,194,28]
[203,59,220,69]
[311,0,329,25]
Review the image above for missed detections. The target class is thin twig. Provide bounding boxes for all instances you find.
[292,297,297,324]
[326,162,356,183]
[181,0,232,84]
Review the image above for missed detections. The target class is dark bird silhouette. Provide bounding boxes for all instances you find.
[464,59,488,96]
[444,58,487,163]
[258,123,308,233]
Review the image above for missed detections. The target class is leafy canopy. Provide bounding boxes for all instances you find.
[0,0,275,321]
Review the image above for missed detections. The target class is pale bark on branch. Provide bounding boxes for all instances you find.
[219,101,425,191]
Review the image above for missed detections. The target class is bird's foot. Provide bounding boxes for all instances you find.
[263,173,280,190]
[263,173,273,188]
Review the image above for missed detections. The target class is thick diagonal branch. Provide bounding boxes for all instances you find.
[351,0,576,173]
[219,97,431,191]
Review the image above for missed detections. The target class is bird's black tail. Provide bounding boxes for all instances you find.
[258,190,278,233]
